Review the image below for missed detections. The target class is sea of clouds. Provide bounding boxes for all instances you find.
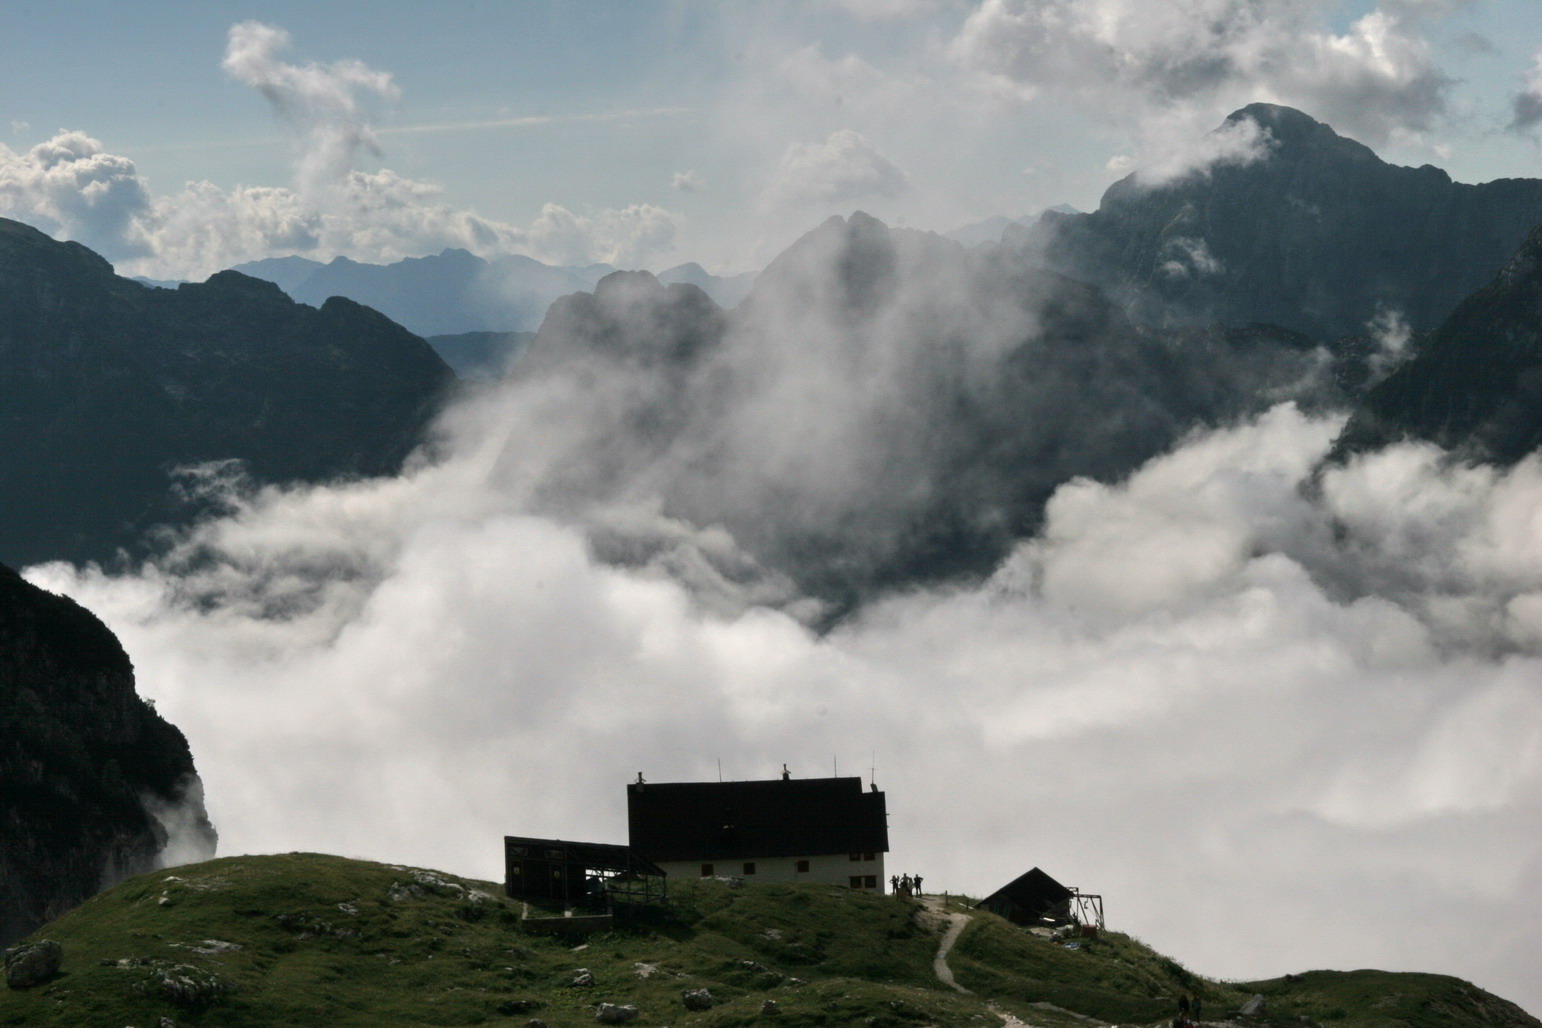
[27,369,1542,1016]
[10,4,1542,1017]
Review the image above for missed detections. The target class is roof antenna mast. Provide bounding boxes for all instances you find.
[717,758,722,783]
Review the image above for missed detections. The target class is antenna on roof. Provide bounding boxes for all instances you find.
[717,758,722,782]
[870,750,876,789]
[833,754,838,777]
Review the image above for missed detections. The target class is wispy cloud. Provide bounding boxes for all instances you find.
[376,106,693,138]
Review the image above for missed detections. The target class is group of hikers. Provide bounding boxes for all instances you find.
[1173,992,1203,1026]
[890,873,923,898]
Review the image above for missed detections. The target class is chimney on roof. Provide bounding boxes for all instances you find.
[635,771,645,792]
[781,763,790,781]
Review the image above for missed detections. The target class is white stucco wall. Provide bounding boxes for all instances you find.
[658,851,887,892]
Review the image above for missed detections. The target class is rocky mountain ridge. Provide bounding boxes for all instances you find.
[1017,103,1542,339]
[232,249,756,337]
[0,217,455,568]
[1333,219,1542,463]
[0,562,215,950]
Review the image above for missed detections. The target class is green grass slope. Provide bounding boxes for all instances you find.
[1,853,1534,1028]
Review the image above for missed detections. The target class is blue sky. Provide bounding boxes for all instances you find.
[5,2,1542,277]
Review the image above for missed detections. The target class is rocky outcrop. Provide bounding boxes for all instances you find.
[0,217,456,568]
[0,562,216,948]
[1332,220,1542,463]
[1018,104,1542,339]
[3,940,61,989]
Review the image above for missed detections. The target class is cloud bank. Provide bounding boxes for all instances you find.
[29,402,1542,1013]
[950,0,1451,173]
[221,21,399,200]
[24,216,1542,1012]
[0,23,682,279]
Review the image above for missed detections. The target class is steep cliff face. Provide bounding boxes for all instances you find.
[1333,221,1542,463]
[1020,104,1542,339]
[0,217,456,568]
[0,562,216,947]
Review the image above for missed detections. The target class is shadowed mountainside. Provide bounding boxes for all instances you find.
[1018,103,1542,339]
[1333,220,1542,463]
[0,562,215,949]
[0,217,455,569]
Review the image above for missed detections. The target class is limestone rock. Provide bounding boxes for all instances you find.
[682,986,715,1010]
[595,1001,639,1024]
[3,939,62,988]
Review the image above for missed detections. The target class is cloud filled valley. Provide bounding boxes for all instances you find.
[23,207,1542,1012]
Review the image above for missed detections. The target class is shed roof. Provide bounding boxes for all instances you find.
[627,776,888,863]
[977,866,1073,914]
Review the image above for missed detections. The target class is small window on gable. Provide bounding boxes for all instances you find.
[700,863,714,877]
[864,852,876,861]
[849,852,861,861]
[743,862,756,875]
[796,859,810,873]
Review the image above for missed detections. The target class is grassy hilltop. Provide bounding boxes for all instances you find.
[1,853,1535,1028]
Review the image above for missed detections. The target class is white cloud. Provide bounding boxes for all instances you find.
[1511,50,1542,131]
[0,130,151,259]
[1157,235,1225,278]
[764,128,909,207]
[222,21,399,199]
[0,23,684,279]
[672,169,705,193]
[26,403,1542,1014]
[950,0,1451,150]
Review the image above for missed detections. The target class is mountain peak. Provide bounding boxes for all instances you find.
[1220,102,1377,163]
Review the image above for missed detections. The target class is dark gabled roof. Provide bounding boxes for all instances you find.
[627,776,888,863]
[977,866,1073,914]
[503,836,665,877]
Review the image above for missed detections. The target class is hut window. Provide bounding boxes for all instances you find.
[743,862,756,875]
[796,860,810,873]
[700,863,714,877]
[848,875,863,889]
[864,875,878,888]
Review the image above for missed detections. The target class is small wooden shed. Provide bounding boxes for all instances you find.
[975,866,1074,925]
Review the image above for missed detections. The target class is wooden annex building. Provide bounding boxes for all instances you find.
[976,867,1073,925]
[502,836,666,913]
[627,774,889,891]
[976,866,1105,930]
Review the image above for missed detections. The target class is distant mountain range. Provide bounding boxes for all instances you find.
[0,217,455,568]
[230,251,756,337]
[10,103,1542,588]
[943,205,1080,248]
[1018,103,1542,339]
